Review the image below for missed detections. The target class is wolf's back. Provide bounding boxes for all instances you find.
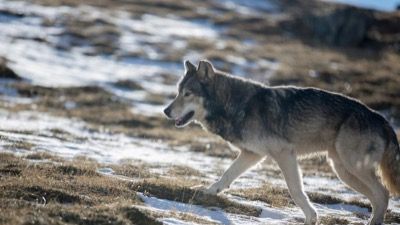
[380,122,400,196]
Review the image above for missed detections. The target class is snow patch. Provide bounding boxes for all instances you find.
[216,0,279,15]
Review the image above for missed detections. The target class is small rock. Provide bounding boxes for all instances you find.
[0,57,21,80]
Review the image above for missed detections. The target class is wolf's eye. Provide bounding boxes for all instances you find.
[184,91,192,97]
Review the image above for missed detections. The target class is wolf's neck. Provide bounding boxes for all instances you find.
[203,73,265,141]
[218,73,264,111]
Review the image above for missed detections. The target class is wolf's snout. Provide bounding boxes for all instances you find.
[163,106,172,118]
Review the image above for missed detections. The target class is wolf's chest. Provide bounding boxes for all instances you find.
[232,133,292,156]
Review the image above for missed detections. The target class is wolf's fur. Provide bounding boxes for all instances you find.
[380,126,400,196]
[164,60,400,225]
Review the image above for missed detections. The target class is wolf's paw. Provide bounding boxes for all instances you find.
[190,183,222,195]
[202,187,219,195]
[304,212,318,225]
[204,182,226,195]
[304,219,318,225]
[368,220,383,225]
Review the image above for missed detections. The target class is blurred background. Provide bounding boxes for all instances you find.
[1,0,399,123]
[0,0,400,224]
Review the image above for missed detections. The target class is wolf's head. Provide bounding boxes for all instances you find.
[163,60,216,127]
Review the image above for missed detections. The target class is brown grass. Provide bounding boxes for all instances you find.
[113,79,144,90]
[121,206,162,225]
[384,211,400,224]
[110,162,152,179]
[167,165,205,177]
[319,216,349,225]
[229,183,294,208]
[298,156,336,178]
[25,152,61,161]
[1,152,262,225]
[0,153,151,225]
[28,0,209,20]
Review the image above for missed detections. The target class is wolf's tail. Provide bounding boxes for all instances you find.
[380,123,400,196]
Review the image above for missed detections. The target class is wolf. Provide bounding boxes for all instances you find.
[163,60,400,225]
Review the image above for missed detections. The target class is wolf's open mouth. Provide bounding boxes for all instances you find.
[175,111,194,126]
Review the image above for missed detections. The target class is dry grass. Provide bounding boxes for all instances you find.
[167,165,205,177]
[229,183,293,208]
[1,140,36,151]
[298,156,336,177]
[113,79,144,90]
[319,216,349,225]
[384,211,400,224]
[0,152,263,225]
[351,210,400,224]
[0,153,155,225]
[28,0,210,21]
[110,162,152,179]
[25,152,61,161]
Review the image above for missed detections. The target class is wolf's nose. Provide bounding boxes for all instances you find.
[163,107,171,117]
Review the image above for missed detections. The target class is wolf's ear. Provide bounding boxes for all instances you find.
[184,60,196,73]
[197,60,215,82]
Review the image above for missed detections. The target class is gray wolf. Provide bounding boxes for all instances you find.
[163,60,400,225]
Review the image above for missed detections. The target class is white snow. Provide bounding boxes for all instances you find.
[139,193,232,224]
[215,0,278,15]
[140,192,298,225]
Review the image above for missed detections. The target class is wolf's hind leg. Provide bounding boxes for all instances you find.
[331,156,387,225]
[335,134,389,224]
[274,150,317,225]
[329,157,380,219]
[205,149,263,195]
[347,168,388,225]
[335,149,388,224]
[328,151,375,202]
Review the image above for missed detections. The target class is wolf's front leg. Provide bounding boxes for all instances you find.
[204,149,263,195]
[274,150,318,225]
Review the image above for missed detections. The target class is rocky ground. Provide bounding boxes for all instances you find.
[0,0,400,224]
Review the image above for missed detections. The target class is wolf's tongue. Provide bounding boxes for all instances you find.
[175,118,182,126]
